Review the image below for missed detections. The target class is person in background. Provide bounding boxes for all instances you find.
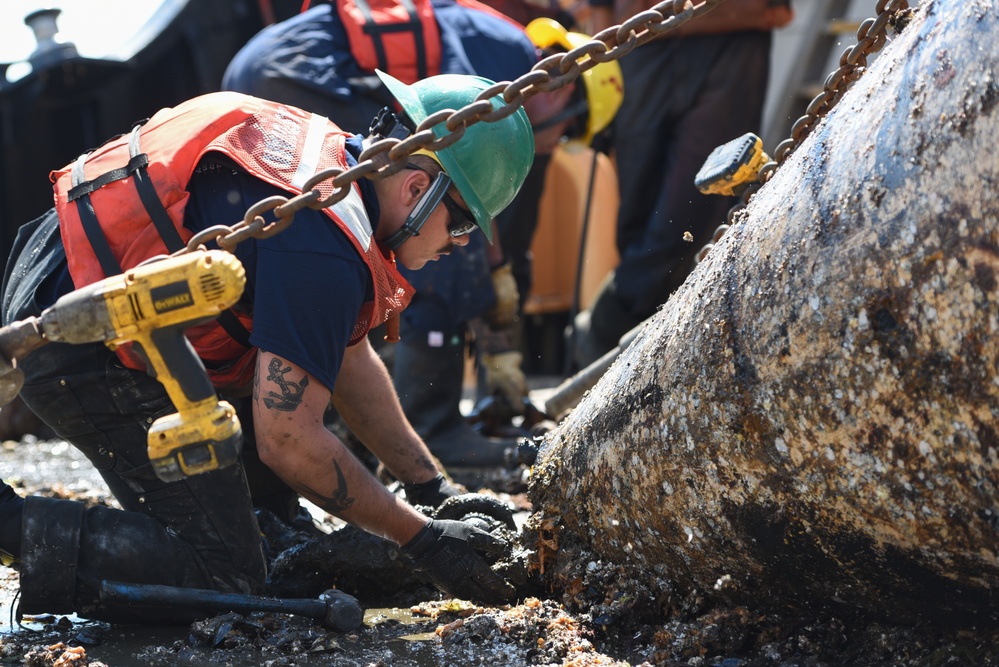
[572,0,793,366]
[0,72,532,621]
[223,1,621,468]
[499,16,624,325]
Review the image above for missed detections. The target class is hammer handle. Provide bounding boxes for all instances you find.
[99,580,363,630]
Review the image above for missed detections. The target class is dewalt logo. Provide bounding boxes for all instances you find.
[151,282,194,314]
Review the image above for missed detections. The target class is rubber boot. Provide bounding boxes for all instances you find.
[18,496,85,616]
[0,481,23,564]
[17,493,266,624]
[392,334,515,467]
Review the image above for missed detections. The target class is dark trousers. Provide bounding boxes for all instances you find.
[612,31,773,321]
[16,340,267,623]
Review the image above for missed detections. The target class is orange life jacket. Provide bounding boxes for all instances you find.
[336,0,443,84]
[52,91,414,392]
[329,0,524,85]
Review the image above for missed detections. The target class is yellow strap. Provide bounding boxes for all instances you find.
[413,148,444,169]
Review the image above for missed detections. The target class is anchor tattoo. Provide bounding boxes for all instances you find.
[262,357,309,411]
[302,458,355,513]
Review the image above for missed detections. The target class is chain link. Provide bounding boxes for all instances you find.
[168,0,726,256]
[170,0,914,302]
[695,0,912,264]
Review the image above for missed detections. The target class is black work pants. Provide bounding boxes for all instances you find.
[16,341,267,623]
[612,31,773,322]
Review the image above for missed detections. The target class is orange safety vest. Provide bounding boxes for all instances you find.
[52,91,414,392]
[330,0,524,85]
[337,0,443,84]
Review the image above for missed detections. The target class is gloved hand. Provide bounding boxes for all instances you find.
[481,350,527,412]
[402,519,516,603]
[486,263,520,329]
[403,474,461,509]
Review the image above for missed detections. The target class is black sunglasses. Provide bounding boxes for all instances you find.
[405,164,478,238]
[441,192,478,238]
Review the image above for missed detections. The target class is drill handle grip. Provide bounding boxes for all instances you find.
[140,325,217,407]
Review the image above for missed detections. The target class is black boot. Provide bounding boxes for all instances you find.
[392,333,515,468]
[0,481,23,564]
[17,493,266,623]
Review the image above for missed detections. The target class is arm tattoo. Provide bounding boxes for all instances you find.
[262,357,310,411]
[301,458,356,513]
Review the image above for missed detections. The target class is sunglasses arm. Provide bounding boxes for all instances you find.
[383,172,453,251]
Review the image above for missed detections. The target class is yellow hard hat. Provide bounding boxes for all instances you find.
[525,18,624,145]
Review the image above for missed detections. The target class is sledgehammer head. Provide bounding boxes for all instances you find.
[320,589,364,631]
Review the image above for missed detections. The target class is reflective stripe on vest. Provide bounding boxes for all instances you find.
[292,112,332,190]
[331,179,373,252]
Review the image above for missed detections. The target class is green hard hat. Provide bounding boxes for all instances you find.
[377,70,534,242]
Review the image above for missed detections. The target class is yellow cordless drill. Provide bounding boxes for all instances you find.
[0,249,247,482]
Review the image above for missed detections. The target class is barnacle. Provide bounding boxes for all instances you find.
[529,516,561,575]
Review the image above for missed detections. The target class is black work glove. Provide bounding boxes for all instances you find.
[402,519,516,603]
[403,474,461,509]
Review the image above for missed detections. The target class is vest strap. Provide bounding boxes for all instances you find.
[126,125,188,256]
[66,153,148,202]
[71,153,123,277]
[355,0,429,79]
[217,310,252,349]
[76,193,123,278]
[70,127,254,350]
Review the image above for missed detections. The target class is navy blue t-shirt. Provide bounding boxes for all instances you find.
[184,134,378,393]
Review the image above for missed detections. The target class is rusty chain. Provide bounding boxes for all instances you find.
[178,0,914,273]
[695,0,912,263]
[172,0,728,257]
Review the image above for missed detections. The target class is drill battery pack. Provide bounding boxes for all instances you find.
[148,400,242,482]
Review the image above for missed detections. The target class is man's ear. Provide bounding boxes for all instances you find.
[403,168,430,205]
